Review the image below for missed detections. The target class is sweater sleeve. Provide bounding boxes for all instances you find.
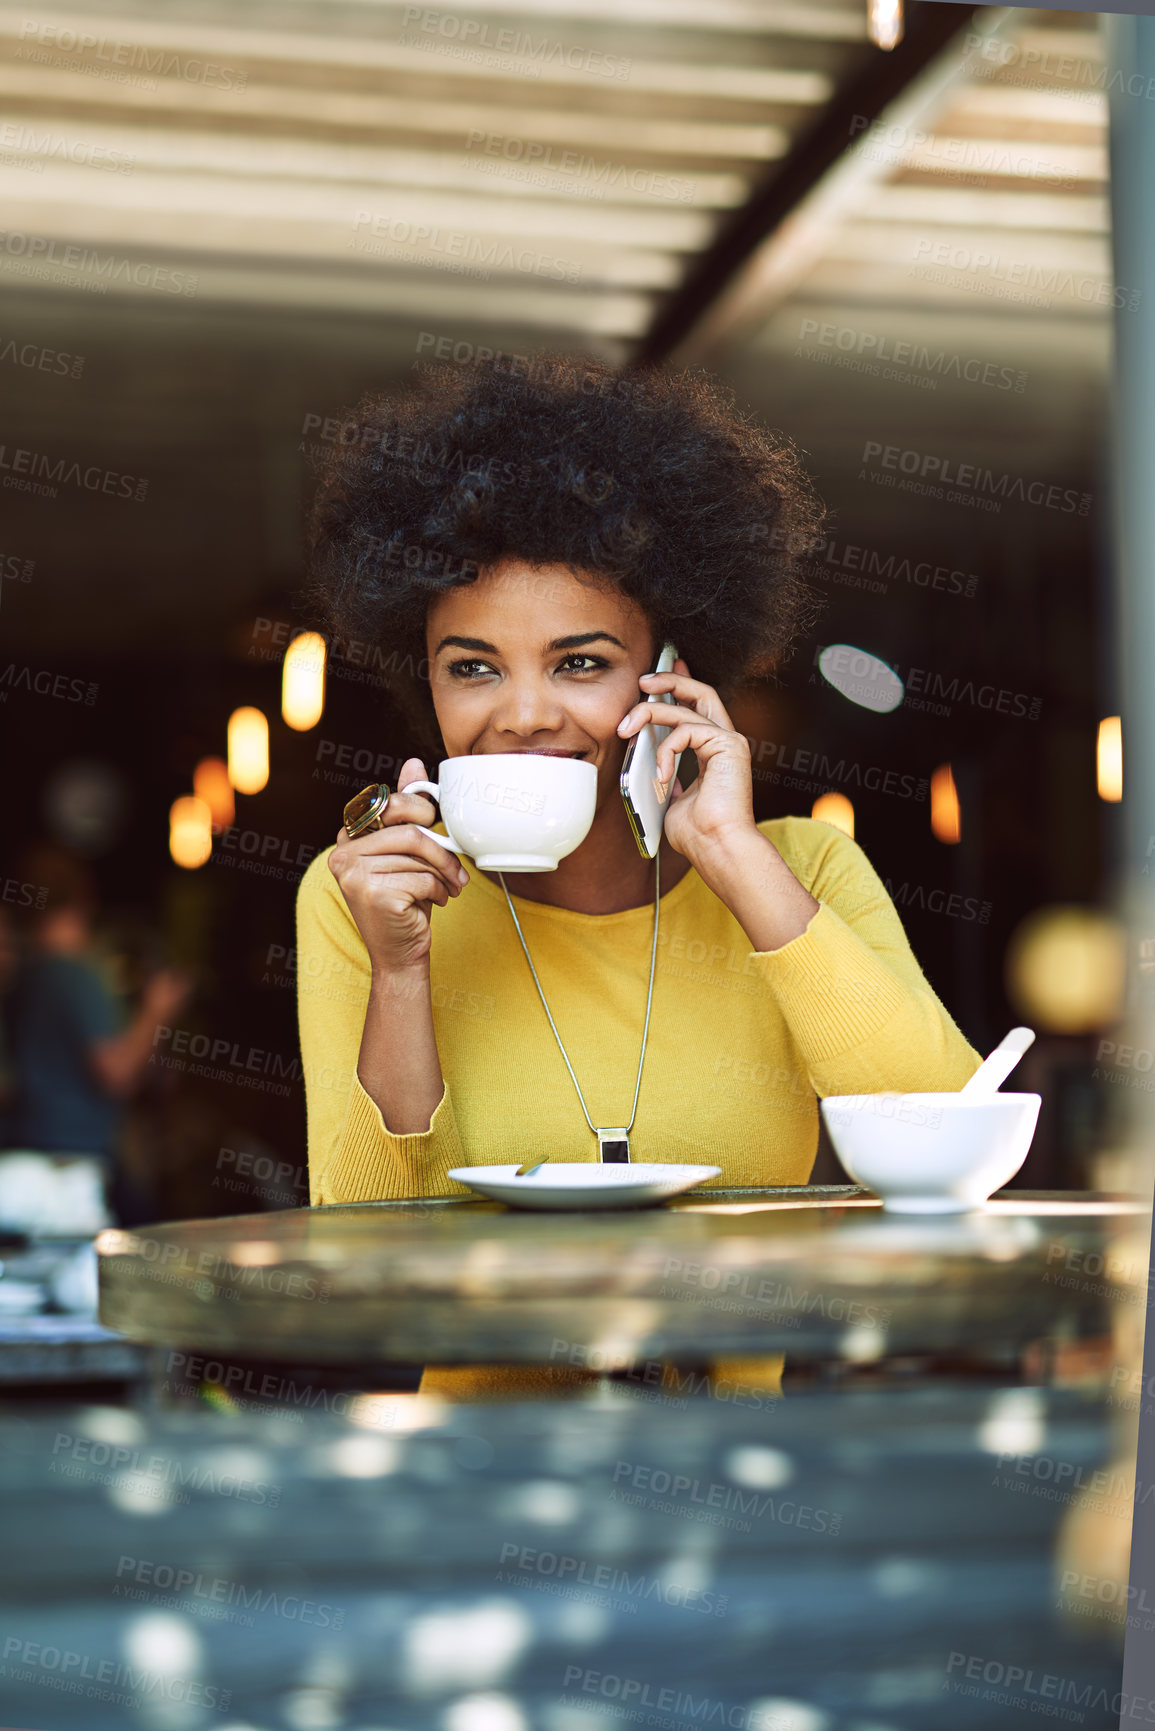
[295,850,468,1205]
[748,819,983,1096]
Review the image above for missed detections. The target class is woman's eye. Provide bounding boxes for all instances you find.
[446,658,494,680]
[557,654,608,674]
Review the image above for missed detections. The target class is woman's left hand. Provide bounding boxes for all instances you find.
[617,659,757,864]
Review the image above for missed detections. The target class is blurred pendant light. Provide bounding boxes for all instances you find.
[283,630,326,731]
[811,791,855,838]
[1006,906,1126,1034]
[228,706,269,794]
[169,795,212,869]
[193,756,235,830]
[817,643,904,714]
[1097,716,1123,802]
[867,0,903,50]
[931,763,961,843]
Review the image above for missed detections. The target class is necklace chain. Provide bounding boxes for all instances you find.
[498,853,661,1148]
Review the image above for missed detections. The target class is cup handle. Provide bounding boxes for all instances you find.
[399,779,468,857]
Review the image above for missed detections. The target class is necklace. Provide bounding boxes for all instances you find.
[498,852,661,1164]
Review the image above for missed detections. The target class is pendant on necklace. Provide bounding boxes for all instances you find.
[597,1128,631,1164]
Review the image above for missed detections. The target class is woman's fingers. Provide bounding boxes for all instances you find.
[381,788,439,827]
[379,869,453,909]
[618,698,733,739]
[356,834,464,893]
[330,746,470,933]
[618,699,748,783]
[332,800,441,844]
[636,669,735,729]
[651,717,747,785]
[383,830,468,894]
[386,758,436,825]
[334,824,467,895]
[326,756,467,970]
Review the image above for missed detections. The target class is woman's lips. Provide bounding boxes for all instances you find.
[496,748,585,757]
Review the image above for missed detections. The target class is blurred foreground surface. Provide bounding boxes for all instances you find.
[0,1385,1125,1730]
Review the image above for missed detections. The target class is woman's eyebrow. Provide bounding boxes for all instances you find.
[548,632,628,652]
[433,635,496,655]
[433,631,628,656]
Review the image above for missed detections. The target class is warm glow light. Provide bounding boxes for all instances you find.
[867,0,903,50]
[931,763,961,844]
[228,706,269,794]
[348,1393,450,1434]
[169,795,212,870]
[193,756,234,830]
[1097,716,1122,802]
[1006,905,1127,1034]
[811,791,855,837]
[282,631,326,731]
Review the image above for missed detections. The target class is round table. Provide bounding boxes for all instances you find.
[96,1186,1147,1369]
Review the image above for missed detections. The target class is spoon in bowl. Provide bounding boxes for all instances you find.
[959,1026,1036,1097]
[514,1157,548,1178]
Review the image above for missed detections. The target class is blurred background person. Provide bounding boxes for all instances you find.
[0,849,193,1232]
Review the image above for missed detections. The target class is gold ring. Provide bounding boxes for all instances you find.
[343,783,391,838]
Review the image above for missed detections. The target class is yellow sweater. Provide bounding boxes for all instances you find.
[298,816,981,1204]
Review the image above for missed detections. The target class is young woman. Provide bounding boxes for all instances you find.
[295,354,980,1397]
[298,351,979,1197]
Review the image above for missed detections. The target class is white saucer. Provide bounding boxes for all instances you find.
[447,1163,722,1211]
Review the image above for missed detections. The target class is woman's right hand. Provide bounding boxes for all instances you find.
[328,757,469,974]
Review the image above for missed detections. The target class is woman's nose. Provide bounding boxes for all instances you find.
[492,678,565,737]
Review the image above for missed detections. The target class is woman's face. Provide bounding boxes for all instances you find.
[425,557,655,801]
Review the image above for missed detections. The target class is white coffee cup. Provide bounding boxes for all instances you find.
[401,753,598,871]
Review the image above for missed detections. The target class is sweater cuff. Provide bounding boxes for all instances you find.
[749,900,910,1063]
[319,1075,467,1203]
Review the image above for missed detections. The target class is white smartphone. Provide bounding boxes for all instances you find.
[620,640,681,859]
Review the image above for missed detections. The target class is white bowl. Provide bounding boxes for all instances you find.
[819,1092,1041,1214]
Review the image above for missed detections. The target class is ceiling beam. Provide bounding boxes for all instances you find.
[628,0,980,368]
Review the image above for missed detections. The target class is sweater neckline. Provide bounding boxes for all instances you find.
[462,851,702,925]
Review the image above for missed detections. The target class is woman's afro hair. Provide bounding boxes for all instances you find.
[305,351,826,752]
